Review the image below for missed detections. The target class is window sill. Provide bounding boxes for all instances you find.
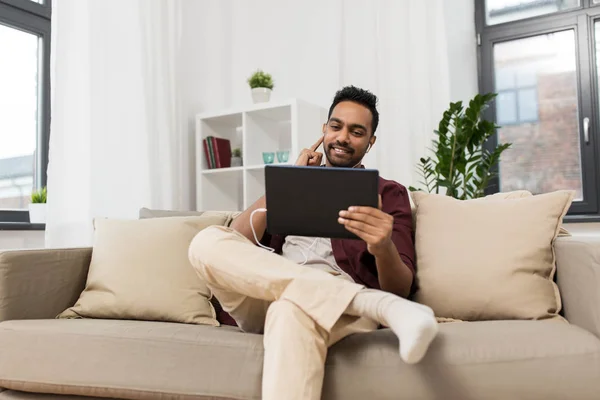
[563,215,600,223]
[1,215,597,230]
[0,222,45,231]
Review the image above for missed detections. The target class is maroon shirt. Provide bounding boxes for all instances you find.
[214,176,416,326]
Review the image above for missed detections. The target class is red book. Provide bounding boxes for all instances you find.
[203,139,211,169]
[203,138,215,169]
[210,137,232,168]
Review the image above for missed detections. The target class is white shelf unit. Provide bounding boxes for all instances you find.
[195,99,328,211]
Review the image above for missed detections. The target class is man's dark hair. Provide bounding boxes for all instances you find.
[327,85,379,135]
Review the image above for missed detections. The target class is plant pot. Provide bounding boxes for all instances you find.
[231,156,243,167]
[28,203,47,224]
[251,88,272,103]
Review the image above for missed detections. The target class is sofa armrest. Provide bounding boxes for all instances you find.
[0,248,91,321]
[555,235,600,338]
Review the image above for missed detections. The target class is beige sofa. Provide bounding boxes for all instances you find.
[0,222,599,399]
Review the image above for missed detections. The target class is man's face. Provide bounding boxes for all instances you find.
[322,101,376,168]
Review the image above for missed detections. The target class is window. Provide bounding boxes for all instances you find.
[0,0,51,225]
[495,65,540,125]
[486,0,581,25]
[477,0,600,220]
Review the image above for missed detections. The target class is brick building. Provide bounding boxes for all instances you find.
[498,69,583,200]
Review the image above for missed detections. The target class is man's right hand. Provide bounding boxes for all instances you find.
[295,136,324,166]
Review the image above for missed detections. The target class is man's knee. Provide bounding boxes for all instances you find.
[188,225,233,269]
[267,299,300,317]
[265,300,312,331]
[264,300,327,351]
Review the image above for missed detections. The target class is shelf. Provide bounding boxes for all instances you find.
[196,99,327,210]
[245,167,266,208]
[200,171,243,211]
[196,99,300,121]
[202,166,244,175]
[202,164,292,174]
[244,109,292,166]
[198,112,242,128]
[246,105,291,122]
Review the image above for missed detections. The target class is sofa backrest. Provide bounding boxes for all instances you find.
[139,208,241,227]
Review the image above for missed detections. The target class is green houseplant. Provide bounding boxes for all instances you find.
[409,93,512,200]
[231,148,242,167]
[247,69,274,103]
[29,186,47,224]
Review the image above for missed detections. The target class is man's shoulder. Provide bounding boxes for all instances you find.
[377,175,408,196]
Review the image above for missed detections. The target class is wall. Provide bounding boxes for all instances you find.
[184,0,475,188]
[444,0,479,104]
[190,0,479,111]
[0,231,45,250]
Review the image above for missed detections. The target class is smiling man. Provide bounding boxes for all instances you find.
[188,86,438,400]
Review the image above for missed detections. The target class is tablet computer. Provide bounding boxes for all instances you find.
[264,165,379,239]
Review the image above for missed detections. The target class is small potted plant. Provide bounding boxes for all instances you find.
[29,186,47,224]
[231,148,243,167]
[247,69,274,103]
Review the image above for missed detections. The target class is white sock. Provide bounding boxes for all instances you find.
[346,289,438,364]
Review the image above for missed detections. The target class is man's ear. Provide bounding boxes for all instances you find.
[369,135,377,150]
[322,123,327,135]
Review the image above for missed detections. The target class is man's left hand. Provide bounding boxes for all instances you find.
[338,195,393,256]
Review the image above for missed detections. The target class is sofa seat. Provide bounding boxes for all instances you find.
[0,318,598,400]
[0,393,111,400]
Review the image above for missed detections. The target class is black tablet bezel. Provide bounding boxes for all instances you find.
[264,165,379,239]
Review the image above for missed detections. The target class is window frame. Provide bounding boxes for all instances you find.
[0,0,51,228]
[476,0,600,221]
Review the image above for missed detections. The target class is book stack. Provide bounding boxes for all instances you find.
[203,136,232,169]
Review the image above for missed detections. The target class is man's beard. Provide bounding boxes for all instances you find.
[325,142,364,168]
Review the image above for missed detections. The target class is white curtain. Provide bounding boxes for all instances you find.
[46,0,195,247]
[46,0,469,247]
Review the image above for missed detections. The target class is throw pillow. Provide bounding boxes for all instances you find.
[409,189,535,231]
[411,190,574,321]
[58,215,229,325]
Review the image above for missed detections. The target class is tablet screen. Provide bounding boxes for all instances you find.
[265,165,379,239]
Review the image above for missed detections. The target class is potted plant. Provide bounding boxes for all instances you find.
[247,69,274,103]
[409,93,512,199]
[29,186,47,224]
[231,148,242,167]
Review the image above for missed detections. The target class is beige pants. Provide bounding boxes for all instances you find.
[188,225,378,400]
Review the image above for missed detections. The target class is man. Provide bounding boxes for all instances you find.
[188,86,438,400]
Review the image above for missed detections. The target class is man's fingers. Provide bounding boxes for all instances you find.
[343,206,381,217]
[295,151,310,166]
[342,224,376,243]
[297,149,323,166]
[308,152,323,166]
[378,195,382,210]
[310,136,324,152]
[338,217,378,235]
[338,210,378,225]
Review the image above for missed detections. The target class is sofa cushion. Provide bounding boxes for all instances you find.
[0,320,255,400]
[0,319,598,400]
[0,392,117,400]
[411,190,574,321]
[139,208,241,227]
[325,320,600,400]
[58,217,227,326]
